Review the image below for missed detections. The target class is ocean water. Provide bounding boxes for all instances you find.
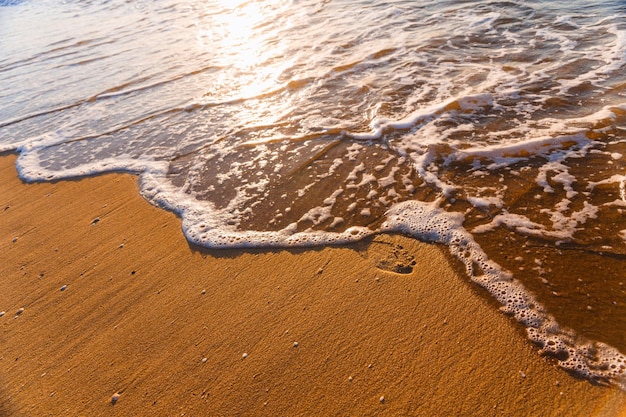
[2,0,626,388]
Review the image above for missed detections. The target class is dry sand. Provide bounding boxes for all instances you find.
[1,152,626,416]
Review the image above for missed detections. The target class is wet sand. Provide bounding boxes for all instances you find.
[1,153,626,416]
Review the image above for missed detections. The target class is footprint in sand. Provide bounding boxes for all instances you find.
[362,239,417,274]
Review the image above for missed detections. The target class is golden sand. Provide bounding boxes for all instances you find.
[1,154,625,416]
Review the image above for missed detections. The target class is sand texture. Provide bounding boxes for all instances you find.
[1,153,626,416]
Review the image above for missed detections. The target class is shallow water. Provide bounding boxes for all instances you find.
[2,0,626,388]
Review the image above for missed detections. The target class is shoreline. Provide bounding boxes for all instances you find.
[1,153,626,416]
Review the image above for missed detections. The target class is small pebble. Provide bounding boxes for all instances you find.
[60,285,67,292]
[201,290,206,295]
[0,311,5,318]
[12,237,18,243]
[201,357,208,363]
[242,353,248,359]
[91,217,100,225]
[380,396,385,403]
[348,376,353,382]
[293,342,298,348]
[111,393,120,405]
[519,371,526,378]
[16,308,24,316]
[119,244,124,249]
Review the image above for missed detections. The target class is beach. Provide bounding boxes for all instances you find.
[1,152,626,416]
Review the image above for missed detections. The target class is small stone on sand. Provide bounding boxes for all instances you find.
[60,285,67,291]
[12,237,17,243]
[242,353,248,359]
[16,308,24,316]
[91,217,100,225]
[111,393,120,405]
[380,396,385,403]
[0,311,5,317]
[201,290,206,295]
[202,357,207,363]
[293,342,298,348]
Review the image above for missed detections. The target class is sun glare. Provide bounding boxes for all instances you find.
[211,1,264,69]
[196,0,289,100]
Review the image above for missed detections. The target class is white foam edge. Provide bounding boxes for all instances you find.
[472,205,599,242]
[344,86,625,149]
[344,92,494,141]
[381,198,626,389]
[2,130,73,155]
[15,146,169,182]
[451,102,626,165]
[601,23,626,75]
[456,133,589,161]
[138,171,375,249]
